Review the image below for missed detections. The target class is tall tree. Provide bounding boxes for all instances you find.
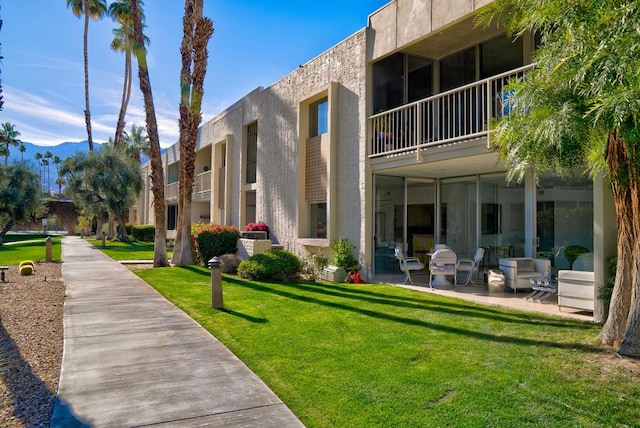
[171,0,214,266]
[53,155,62,194]
[61,148,141,240]
[478,0,640,357]
[18,142,26,161]
[109,0,149,149]
[123,123,150,163]
[131,0,168,266]
[44,150,53,194]
[34,152,44,192]
[0,122,20,166]
[66,0,108,151]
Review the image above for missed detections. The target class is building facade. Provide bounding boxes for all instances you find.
[135,0,616,318]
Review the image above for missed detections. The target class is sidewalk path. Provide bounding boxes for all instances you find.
[51,236,304,427]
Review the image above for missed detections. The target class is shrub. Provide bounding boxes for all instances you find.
[237,250,301,281]
[219,253,243,274]
[331,237,359,272]
[125,223,133,236]
[300,249,329,281]
[192,224,241,266]
[131,224,155,242]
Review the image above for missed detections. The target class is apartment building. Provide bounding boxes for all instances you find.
[135,0,616,298]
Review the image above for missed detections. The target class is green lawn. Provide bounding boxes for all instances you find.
[136,266,639,427]
[0,235,62,265]
[87,238,172,261]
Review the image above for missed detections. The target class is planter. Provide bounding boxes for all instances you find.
[320,265,347,283]
[237,238,272,258]
[240,230,268,240]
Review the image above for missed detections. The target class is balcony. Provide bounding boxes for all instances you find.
[369,64,533,158]
[164,169,212,201]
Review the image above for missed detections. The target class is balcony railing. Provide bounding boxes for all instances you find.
[369,64,534,157]
[165,169,212,201]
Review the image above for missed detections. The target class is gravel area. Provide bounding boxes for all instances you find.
[0,262,64,428]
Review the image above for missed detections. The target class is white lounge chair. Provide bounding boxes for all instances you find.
[394,246,425,284]
[456,247,485,286]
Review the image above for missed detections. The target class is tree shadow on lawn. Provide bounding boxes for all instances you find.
[223,276,602,353]
[241,278,591,330]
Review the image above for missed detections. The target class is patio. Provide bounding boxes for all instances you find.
[375,272,595,322]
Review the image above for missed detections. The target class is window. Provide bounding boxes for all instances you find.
[310,98,328,137]
[167,162,179,184]
[480,35,524,79]
[310,202,327,238]
[167,205,177,230]
[246,122,257,184]
[440,47,476,92]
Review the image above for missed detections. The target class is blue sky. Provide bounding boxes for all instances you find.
[1,1,388,147]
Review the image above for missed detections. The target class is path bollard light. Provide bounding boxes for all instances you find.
[101,231,106,247]
[45,236,53,262]
[208,257,224,309]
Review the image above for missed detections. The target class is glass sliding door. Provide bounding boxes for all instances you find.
[479,174,525,267]
[440,177,477,260]
[374,175,405,274]
[536,175,593,270]
[406,179,436,266]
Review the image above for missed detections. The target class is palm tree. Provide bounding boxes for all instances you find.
[66,0,108,151]
[44,150,53,194]
[0,122,21,166]
[34,152,43,192]
[19,142,26,161]
[109,0,149,149]
[123,123,150,163]
[131,0,168,267]
[53,155,62,194]
[171,0,214,266]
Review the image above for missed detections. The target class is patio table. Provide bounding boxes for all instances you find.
[524,276,556,303]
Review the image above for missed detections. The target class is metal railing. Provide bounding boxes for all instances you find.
[369,64,533,157]
[165,169,212,201]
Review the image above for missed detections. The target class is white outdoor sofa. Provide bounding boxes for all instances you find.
[498,257,551,293]
[557,253,595,312]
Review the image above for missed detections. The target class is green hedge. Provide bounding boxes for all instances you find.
[237,250,301,281]
[131,224,155,242]
[192,224,240,266]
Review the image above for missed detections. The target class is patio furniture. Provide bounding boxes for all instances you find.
[394,246,425,284]
[456,247,485,286]
[557,253,595,312]
[429,248,457,288]
[498,257,551,294]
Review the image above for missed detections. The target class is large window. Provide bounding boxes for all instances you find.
[246,122,257,184]
[440,47,476,92]
[480,36,524,78]
[373,53,433,113]
[310,202,327,238]
[310,98,328,137]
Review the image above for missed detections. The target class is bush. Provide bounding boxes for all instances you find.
[331,237,359,272]
[125,223,133,236]
[219,253,243,274]
[300,249,329,281]
[192,224,241,266]
[237,250,301,281]
[131,224,155,242]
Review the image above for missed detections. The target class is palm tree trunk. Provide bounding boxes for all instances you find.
[599,131,640,357]
[114,49,132,148]
[132,0,168,267]
[83,0,94,151]
[172,0,213,266]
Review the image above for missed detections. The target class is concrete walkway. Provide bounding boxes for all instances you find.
[51,236,304,427]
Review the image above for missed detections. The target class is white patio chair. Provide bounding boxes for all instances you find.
[429,248,457,288]
[456,247,485,286]
[394,246,425,284]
